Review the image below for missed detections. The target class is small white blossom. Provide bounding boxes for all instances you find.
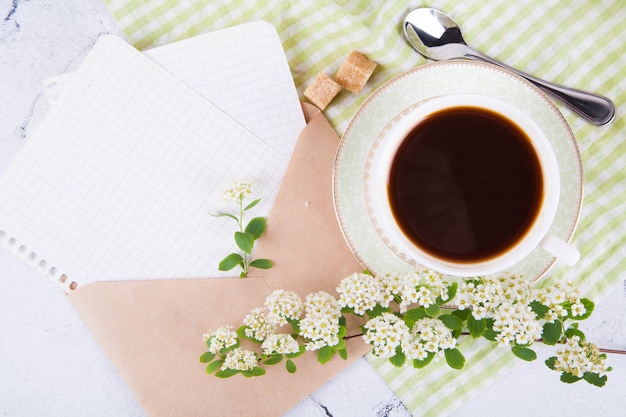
[243,307,275,341]
[203,326,238,355]
[407,317,457,361]
[553,336,611,378]
[337,272,385,315]
[299,291,342,351]
[363,313,410,358]
[261,333,300,356]
[222,348,258,371]
[570,301,587,317]
[264,289,303,325]
[222,180,254,203]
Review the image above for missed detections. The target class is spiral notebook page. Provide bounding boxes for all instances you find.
[43,21,305,158]
[0,35,287,291]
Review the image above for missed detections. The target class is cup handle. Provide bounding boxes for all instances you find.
[540,234,580,266]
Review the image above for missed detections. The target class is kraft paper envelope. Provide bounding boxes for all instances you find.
[68,103,371,417]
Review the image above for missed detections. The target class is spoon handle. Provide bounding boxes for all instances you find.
[464,49,615,126]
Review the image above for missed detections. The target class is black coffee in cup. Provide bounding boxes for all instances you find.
[387,106,544,263]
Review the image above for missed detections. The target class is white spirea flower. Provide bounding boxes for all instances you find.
[337,272,385,315]
[299,291,342,351]
[384,268,449,313]
[261,333,301,356]
[407,317,457,360]
[363,313,410,358]
[243,307,276,341]
[264,289,303,325]
[534,280,583,322]
[492,302,542,347]
[222,180,254,203]
[553,336,611,378]
[203,326,238,355]
[457,273,532,320]
[222,348,258,371]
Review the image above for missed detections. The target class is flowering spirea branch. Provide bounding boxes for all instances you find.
[211,181,272,277]
[200,268,612,386]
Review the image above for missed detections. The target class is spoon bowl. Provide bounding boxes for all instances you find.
[403,8,615,125]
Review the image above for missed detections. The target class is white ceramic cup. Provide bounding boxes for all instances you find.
[364,93,579,276]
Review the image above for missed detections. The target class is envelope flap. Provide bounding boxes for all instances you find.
[68,103,370,416]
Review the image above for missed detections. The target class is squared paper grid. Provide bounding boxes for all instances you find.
[0,35,287,290]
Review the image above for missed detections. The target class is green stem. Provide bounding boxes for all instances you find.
[239,193,249,276]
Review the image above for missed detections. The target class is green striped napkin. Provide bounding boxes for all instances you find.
[103,0,625,415]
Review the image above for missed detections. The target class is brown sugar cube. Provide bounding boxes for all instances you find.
[303,72,342,110]
[335,51,377,94]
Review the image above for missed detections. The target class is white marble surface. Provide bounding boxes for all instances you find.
[1,1,625,416]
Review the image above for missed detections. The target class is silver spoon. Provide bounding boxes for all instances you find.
[403,8,615,125]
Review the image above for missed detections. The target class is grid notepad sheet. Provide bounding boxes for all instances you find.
[45,21,305,158]
[0,35,286,291]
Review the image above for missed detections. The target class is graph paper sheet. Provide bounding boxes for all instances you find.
[0,34,288,291]
[44,21,306,157]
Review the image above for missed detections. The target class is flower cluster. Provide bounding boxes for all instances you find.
[265,290,303,325]
[337,272,384,315]
[378,268,452,313]
[222,180,254,203]
[200,267,610,386]
[534,280,587,322]
[223,348,258,371]
[243,308,275,341]
[261,333,300,356]
[203,326,238,355]
[492,302,542,346]
[363,313,410,358]
[299,291,342,350]
[548,336,612,382]
[409,317,457,361]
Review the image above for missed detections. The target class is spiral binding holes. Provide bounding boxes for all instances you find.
[0,230,78,291]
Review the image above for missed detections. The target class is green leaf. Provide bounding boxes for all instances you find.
[451,309,470,321]
[425,303,440,317]
[542,320,563,345]
[249,258,273,269]
[570,298,595,321]
[467,313,486,338]
[529,300,550,319]
[445,282,458,302]
[317,346,334,364]
[413,352,435,369]
[366,304,391,319]
[545,356,557,370]
[404,307,427,328]
[583,372,607,387]
[444,348,465,369]
[512,346,537,362]
[289,319,301,334]
[200,351,216,363]
[218,253,244,271]
[206,359,224,374]
[245,217,267,239]
[234,231,255,254]
[244,198,261,211]
[565,325,586,341]
[251,366,266,376]
[438,314,462,331]
[236,325,249,340]
[286,359,297,374]
[215,368,240,378]
[560,372,582,384]
[483,319,498,342]
[389,346,406,367]
[209,212,239,222]
[338,348,348,360]
[262,354,283,365]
